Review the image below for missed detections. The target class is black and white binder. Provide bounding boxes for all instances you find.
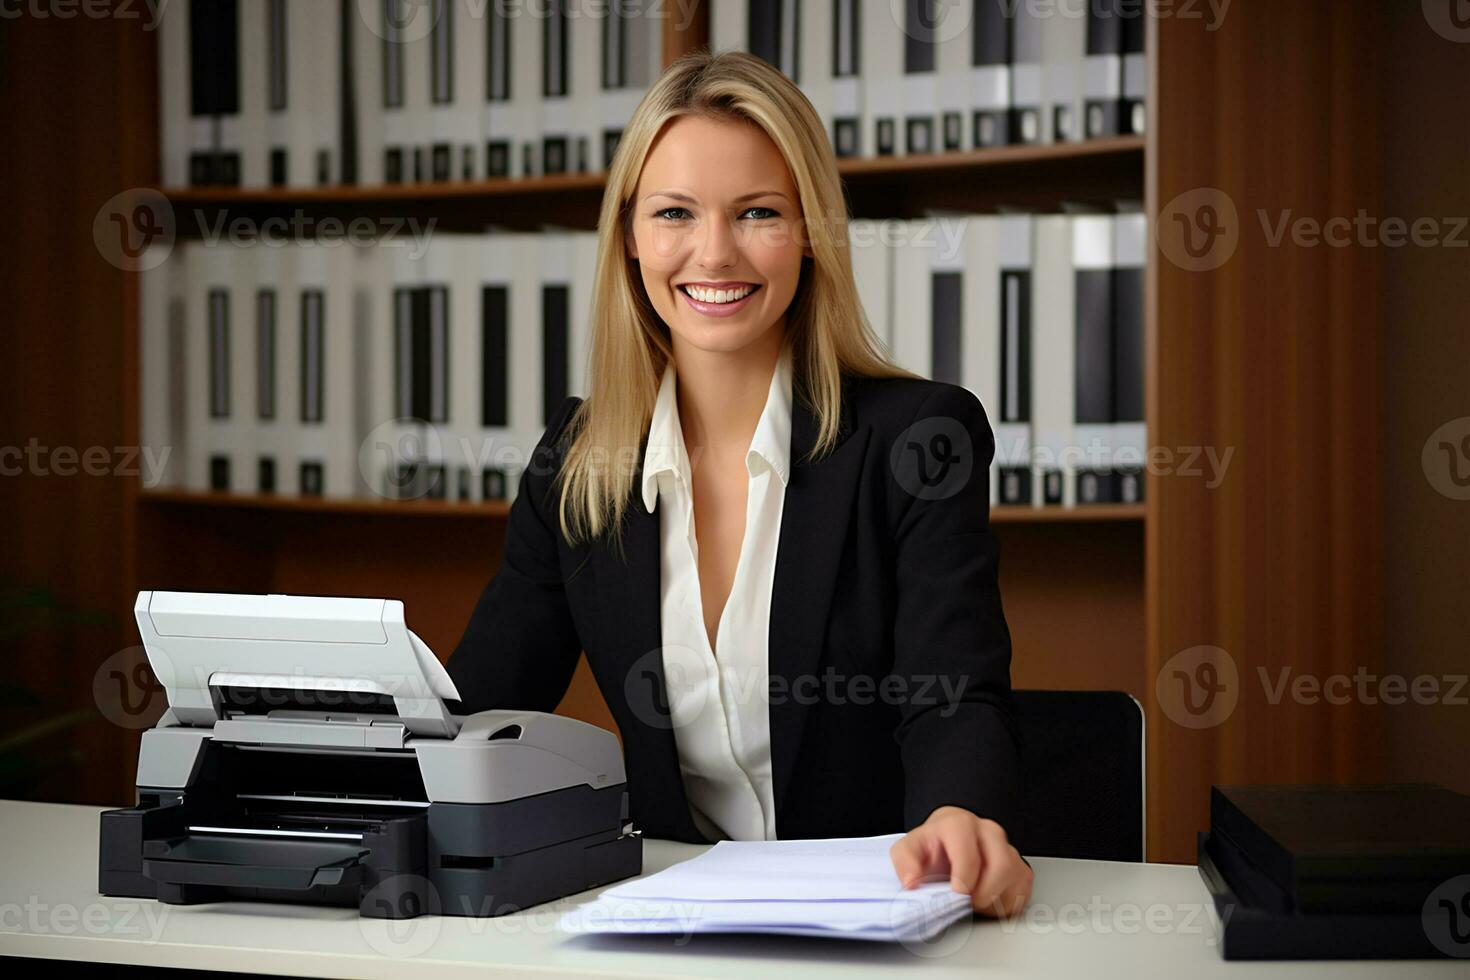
[959,216,1001,504]
[190,243,253,492]
[186,0,243,185]
[159,4,190,185]
[827,0,863,158]
[994,215,1034,506]
[378,0,412,182]
[253,243,286,492]
[1072,215,1116,504]
[970,0,1012,148]
[861,0,899,155]
[849,219,896,359]
[1112,212,1146,503]
[540,234,573,426]
[599,0,662,171]
[1032,215,1074,506]
[470,235,516,501]
[1120,0,1147,136]
[537,0,574,176]
[480,0,515,178]
[890,218,937,376]
[1009,0,1044,144]
[1083,0,1124,138]
[140,244,188,489]
[901,0,939,156]
[1041,0,1087,143]
[238,0,268,188]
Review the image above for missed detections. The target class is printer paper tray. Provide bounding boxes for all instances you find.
[142,833,371,892]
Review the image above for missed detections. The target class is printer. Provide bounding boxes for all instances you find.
[99,591,641,919]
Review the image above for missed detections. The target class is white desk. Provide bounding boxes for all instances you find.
[0,800,1459,978]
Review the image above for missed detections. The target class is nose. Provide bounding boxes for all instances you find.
[696,213,738,273]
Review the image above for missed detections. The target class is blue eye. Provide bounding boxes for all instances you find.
[652,206,781,221]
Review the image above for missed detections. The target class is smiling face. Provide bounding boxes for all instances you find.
[626,113,812,357]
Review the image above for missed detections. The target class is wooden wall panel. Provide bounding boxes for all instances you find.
[1148,1,1387,862]
[0,15,157,807]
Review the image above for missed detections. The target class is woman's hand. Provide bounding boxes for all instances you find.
[889,806,1033,918]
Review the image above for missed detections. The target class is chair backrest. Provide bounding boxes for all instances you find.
[1009,690,1145,862]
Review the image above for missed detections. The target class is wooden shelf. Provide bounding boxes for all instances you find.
[991,503,1145,523]
[138,489,1142,525]
[138,488,511,518]
[159,136,1144,234]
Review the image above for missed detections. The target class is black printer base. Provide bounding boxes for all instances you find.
[100,781,643,920]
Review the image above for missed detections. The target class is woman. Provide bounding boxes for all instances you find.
[447,49,1031,919]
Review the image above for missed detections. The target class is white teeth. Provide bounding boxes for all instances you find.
[683,284,754,304]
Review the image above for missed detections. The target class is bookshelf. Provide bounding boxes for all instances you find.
[6,0,1404,864]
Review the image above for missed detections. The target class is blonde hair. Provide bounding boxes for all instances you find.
[554,48,918,552]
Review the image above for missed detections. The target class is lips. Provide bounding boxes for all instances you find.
[678,282,761,317]
[673,283,758,302]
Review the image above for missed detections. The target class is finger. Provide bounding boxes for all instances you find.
[971,821,1015,911]
[889,832,929,889]
[938,823,983,896]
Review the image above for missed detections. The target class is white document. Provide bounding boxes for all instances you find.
[558,834,973,942]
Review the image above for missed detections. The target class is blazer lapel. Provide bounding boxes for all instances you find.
[591,472,703,842]
[768,385,871,825]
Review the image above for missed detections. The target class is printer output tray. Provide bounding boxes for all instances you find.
[142,833,370,892]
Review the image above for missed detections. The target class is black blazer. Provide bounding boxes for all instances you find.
[446,373,1021,844]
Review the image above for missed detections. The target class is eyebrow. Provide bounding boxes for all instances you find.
[644,189,791,205]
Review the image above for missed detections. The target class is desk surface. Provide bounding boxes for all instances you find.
[0,800,1459,979]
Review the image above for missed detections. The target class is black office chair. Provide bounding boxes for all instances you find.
[1008,689,1145,862]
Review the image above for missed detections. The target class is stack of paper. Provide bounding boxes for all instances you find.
[557,834,973,942]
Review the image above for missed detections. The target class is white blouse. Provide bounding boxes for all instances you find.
[638,345,794,841]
